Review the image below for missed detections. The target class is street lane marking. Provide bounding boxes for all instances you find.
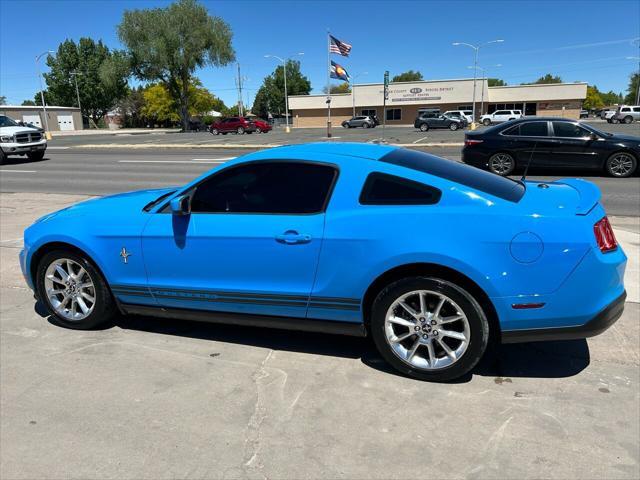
[118,159,230,164]
[191,157,234,162]
[47,146,70,150]
[0,169,37,173]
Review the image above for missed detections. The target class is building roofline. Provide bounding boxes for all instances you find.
[488,82,588,89]
[0,105,80,110]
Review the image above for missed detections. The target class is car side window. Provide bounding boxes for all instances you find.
[190,162,337,214]
[519,121,548,136]
[552,122,589,138]
[359,172,441,205]
[502,125,520,136]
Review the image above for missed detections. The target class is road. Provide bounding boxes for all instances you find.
[1,148,639,216]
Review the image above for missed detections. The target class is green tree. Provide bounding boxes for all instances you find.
[583,85,604,110]
[21,100,37,106]
[142,84,179,123]
[252,60,311,119]
[322,83,351,94]
[0,95,6,105]
[624,72,639,105]
[529,73,563,84]
[487,78,506,87]
[391,70,423,82]
[115,86,147,127]
[43,38,128,122]
[601,90,623,106]
[117,0,235,131]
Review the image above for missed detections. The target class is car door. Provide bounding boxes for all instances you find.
[549,121,601,168]
[504,121,555,167]
[141,161,338,318]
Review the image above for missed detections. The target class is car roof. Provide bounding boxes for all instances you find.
[241,142,398,162]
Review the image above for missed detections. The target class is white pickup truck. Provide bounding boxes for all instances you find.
[0,115,47,164]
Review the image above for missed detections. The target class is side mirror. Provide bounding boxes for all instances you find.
[589,132,598,141]
[170,195,191,215]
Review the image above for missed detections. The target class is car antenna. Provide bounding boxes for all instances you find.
[520,141,538,183]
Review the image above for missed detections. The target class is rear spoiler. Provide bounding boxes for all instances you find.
[555,178,601,215]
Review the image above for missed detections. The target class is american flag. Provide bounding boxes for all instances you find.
[329,35,352,57]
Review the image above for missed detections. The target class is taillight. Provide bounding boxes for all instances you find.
[465,138,483,146]
[593,216,617,253]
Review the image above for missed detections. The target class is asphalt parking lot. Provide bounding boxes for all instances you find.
[0,192,639,479]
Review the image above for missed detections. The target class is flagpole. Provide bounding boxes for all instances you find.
[326,30,332,138]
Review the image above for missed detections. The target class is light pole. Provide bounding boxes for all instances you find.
[35,50,54,138]
[70,71,82,114]
[468,64,501,117]
[453,40,503,128]
[351,72,368,117]
[626,56,640,105]
[265,52,304,133]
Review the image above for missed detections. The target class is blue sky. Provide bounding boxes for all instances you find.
[1,0,639,107]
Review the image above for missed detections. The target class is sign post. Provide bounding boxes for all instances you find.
[382,70,389,141]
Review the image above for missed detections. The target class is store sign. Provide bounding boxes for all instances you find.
[379,85,456,103]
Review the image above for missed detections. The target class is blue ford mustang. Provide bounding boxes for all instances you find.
[20,143,627,381]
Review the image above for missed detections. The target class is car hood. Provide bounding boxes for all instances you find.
[0,126,40,135]
[35,187,176,224]
[606,133,640,143]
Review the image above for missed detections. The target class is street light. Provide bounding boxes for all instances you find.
[35,50,54,138]
[264,52,304,133]
[453,40,504,127]
[70,71,82,113]
[351,72,368,117]
[468,64,502,118]
[626,56,640,104]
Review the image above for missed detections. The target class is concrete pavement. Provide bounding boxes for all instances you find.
[1,192,639,479]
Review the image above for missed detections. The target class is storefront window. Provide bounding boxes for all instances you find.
[386,109,402,121]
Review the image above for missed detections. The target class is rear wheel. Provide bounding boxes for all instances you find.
[237,127,245,134]
[210,128,219,135]
[363,123,370,129]
[488,152,515,176]
[256,127,262,133]
[370,277,489,382]
[606,152,637,177]
[624,116,633,124]
[611,118,619,124]
[482,118,491,126]
[419,123,429,132]
[36,250,116,330]
[449,122,459,131]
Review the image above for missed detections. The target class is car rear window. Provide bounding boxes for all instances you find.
[380,149,525,203]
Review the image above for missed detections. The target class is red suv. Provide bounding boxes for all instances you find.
[250,118,272,133]
[209,117,256,135]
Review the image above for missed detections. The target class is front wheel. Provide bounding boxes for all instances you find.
[606,152,637,177]
[624,116,633,124]
[449,123,459,131]
[210,128,219,135]
[256,127,262,133]
[237,127,245,134]
[488,152,516,176]
[363,123,370,129]
[36,250,116,330]
[419,123,429,132]
[611,118,619,124]
[482,118,491,126]
[370,277,489,382]
[0,149,6,165]
[27,150,45,161]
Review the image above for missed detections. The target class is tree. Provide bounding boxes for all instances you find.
[142,84,179,124]
[251,60,311,119]
[601,90,623,106]
[117,0,235,131]
[624,72,639,105]
[529,73,563,85]
[392,70,423,82]
[487,78,506,87]
[0,95,6,105]
[42,38,129,122]
[115,86,147,127]
[21,100,36,106]
[583,85,604,110]
[322,83,351,94]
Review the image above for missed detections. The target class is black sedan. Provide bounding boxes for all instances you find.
[414,113,465,132]
[462,117,639,178]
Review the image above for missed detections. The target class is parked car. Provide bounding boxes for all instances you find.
[342,115,376,128]
[479,110,523,126]
[580,110,589,119]
[602,108,617,121]
[414,112,465,131]
[462,117,639,177]
[21,143,627,382]
[0,115,47,164]
[612,105,640,124]
[209,117,256,135]
[443,110,473,123]
[250,118,272,133]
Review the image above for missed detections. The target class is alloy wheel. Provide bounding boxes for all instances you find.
[44,258,96,321]
[489,153,514,175]
[384,290,470,371]
[608,153,635,177]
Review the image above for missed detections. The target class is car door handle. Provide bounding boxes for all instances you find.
[276,230,311,245]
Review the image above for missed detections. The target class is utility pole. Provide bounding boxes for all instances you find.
[382,70,389,141]
[236,63,244,117]
[70,71,82,114]
[264,52,303,133]
[35,50,54,138]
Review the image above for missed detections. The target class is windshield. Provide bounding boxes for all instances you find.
[581,123,613,137]
[143,189,177,212]
[0,115,18,127]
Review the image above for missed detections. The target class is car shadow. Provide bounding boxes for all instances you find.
[1,155,51,166]
[38,300,590,382]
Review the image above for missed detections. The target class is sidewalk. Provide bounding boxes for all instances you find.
[50,128,180,137]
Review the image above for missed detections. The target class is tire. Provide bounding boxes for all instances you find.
[0,149,6,165]
[482,118,491,126]
[605,152,637,178]
[607,119,612,123]
[419,123,429,132]
[211,128,219,135]
[27,150,45,161]
[363,123,370,129]
[370,277,489,382]
[256,127,262,133]
[449,123,459,131]
[237,127,245,134]
[624,116,633,124]
[611,118,619,124]
[36,250,116,330]
[488,152,516,176]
